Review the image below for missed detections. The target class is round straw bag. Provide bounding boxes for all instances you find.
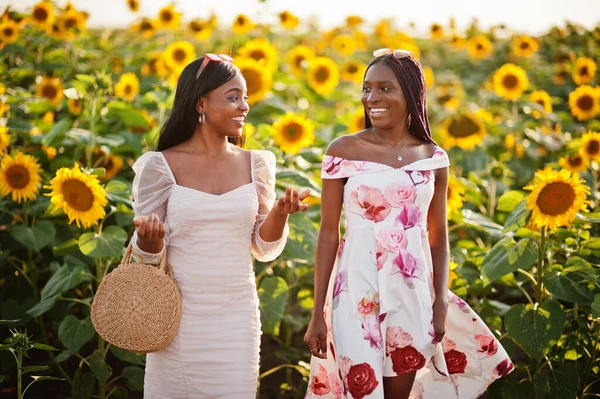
[91,243,182,353]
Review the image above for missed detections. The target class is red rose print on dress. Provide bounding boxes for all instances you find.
[494,358,514,376]
[348,185,391,222]
[310,364,331,395]
[386,326,414,355]
[475,334,498,358]
[384,182,417,207]
[397,203,421,229]
[444,349,467,374]
[391,249,424,288]
[390,346,426,375]
[377,227,408,252]
[346,363,379,399]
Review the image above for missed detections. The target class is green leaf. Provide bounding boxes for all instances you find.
[534,363,579,399]
[26,297,58,318]
[0,375,4,384]
[58,316,96,353]
[105,180,132,205]
[22,365,50,373]
[41,264,89,300]
[31,343,59,351]
[544,259,595,303]
[461,210,503,238]
[283,213,319,261]
[110,346,146,366]
[6,118,33,132]
[78,226,127,258]
[505,300,565,361]
[122,366,144,392]
[72,371,95,399]
[0,319,21,325]
[52,238,79,256]
[276,169,321,191]
[482,237,538,281]
[582,237,600,249]
[106,102,149,127]
[42,119,71,147]
[11,221,56,252]
[592,294,600,318]
[501,379,534,399]
[503,200,531,233]
[297,289,314,309]
[575,212,600,223]
[90,350,111,386]
[497,190,526,213]
[258,276,289,336]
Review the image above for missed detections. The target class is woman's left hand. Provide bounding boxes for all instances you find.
[274,187,310,215]
[432,296,448,344]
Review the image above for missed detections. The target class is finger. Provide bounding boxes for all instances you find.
[137,218,148,238]
[133,217,142,226]
[291,188,299,206]
[285,187,292,204]
[299,203,309,212]
[151,214,161,240]
[298,189,311,201]
[318,336,328,356]
[158,220,166,238]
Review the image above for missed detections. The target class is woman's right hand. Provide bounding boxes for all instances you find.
[304,314,328,359]
[133,213,165,242]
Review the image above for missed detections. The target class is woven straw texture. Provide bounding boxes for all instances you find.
[91,244,181,353]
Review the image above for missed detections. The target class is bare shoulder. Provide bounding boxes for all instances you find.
[326,131,369,159]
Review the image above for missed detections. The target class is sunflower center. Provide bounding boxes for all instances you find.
[190,21,202,31]
[536,100,545,107]
[576,95,593,111]
[520,41,530,50]
[432,25,440,32]
[294,55,305,68]
[283,122,304,142]
[586,139,600,155]
[280,13,288,22]
[243,69,261,95]
[568,155,583,167]
[148,58,158,71]
[4,27,14,37]
[476,43,483,50]
[33,7,49,22]
[62,179,94,212]
[448,116,480,138]
[64,17,77,29]
[447,186,453,199]
[237,16,246,26]
[249,50,266,61]
[580,66,589,76]
[6,165,30,189]
[161,11,173,22]
[124,84,132,95]
[536,182,575,216]
[140,20,153,31]
[42,84,58,99]
[502,74,519,89]
[315,66,330,83]
[173,49,186,62]
[346,64,358,74]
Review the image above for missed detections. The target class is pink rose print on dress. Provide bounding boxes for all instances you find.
[329,373,343,399]
[322,156,343,176]
[397,203,421,229]
[370,241,387,271]
[494,358,514,376]
[409,380,425,399]
[310,364,331,395]
[391,249,424,288]
[386,326,414,355]
[332,271,348,310]
[475,334,499,358]
[384,182,417,207]
[357,297,376,315]
[349,185,391,222]
[361,314,383,349]
[377,227,408,252]
[449,293,471,313]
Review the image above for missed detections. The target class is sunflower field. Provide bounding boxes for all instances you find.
[1,1,600,398]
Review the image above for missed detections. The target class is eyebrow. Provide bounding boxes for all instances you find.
[224,87,245,94]
[363,80,397,85]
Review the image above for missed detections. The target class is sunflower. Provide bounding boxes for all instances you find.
[307,57,340,96]
[449,33,465,49]
[278,11,299,29]
[187,18,212,41]
[156,4,180,30]
[114,72,139,102]
[30,1,55,29]
[580,131,600,161]
[466,35,493,59]
[529,90,552,118]
[163,41,196,72]
[111,56,123,74]
[127,0,139,12]
[0,99,7,118]
[286,45,315,76]
[235,58,272,104]
[430,23,444,40]
[448,260,459,287]
[0,17,22,44]
[130,109,157,133]
[332,35,357,56]
[346,15,363,27]
[131,17,157,39]
[435,82,463,110]
[238,38,278,72]
[68,98,82,115]
[340,61,366,83]
[569,85,600,121]
[348,108,365,133]
[353,29,368,50]
[42,111,54,124]
[42,145,57,160]
[512,35,539,58]
[244,122,255,141]
[232,14,253,35]
[524,168,590,231]
[424,67,435,88]
[447,175,465,217]
[102,154,124,179]
[59,8,87,33]
[273,113,315,154]
[0,126,11,154]
[492,63,529,101]
[45,163,108,228]
[572,57,597,85]
[553,63,570,85]
[36,76,64,105]
[0,152,42,203]
[141,51,169,77]
[393,39,421,59]
[439,113,486,150]
[559,153,589,173]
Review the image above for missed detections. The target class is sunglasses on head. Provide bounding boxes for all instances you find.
[195,53,234,80]
[372,48,414,59]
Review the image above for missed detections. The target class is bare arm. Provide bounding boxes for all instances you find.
[428,167,450,298]
[258,187,310,242]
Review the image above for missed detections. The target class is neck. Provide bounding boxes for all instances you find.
[188,124,231,157]
[372,125,412,147]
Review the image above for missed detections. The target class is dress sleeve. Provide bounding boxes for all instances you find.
[130,152,174,265]
[251,150,289,262]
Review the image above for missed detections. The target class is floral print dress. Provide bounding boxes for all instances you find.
[306,148,513,399]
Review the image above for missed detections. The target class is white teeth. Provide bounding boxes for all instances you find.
[370,108,388,114]
[231,117,245,122]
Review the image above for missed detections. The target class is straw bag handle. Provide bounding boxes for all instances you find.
[122,242,173,278]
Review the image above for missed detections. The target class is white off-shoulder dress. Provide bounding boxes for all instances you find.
[131,150,288,399]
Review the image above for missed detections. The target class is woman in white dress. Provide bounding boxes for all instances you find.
[131,54,309,398]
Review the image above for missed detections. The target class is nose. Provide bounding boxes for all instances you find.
[239,99,250,112]
[366,91,381,102]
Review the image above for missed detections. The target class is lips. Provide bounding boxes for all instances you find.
[231,116,245,126]
[369,107,389,116]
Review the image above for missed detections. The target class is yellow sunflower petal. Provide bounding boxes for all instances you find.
[0,152,42,203]
[273,113,315,154]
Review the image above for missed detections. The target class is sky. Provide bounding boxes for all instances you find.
[2,0,599,35]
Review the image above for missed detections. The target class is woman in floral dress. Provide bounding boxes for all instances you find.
[304,49,513,399]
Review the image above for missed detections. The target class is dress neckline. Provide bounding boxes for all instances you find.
[324,147,441,171]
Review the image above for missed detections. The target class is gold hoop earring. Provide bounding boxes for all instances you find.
[406,113,412,127]
[198,112,204,125]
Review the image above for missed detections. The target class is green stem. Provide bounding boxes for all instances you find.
[57,297,92,307]
[95,258,106,399]
[581,322,600,397]
[38,317,72,386]
[87,94,98,168]
[17,351,23,399]
[535,227,547,304]
[488,179,497,219]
